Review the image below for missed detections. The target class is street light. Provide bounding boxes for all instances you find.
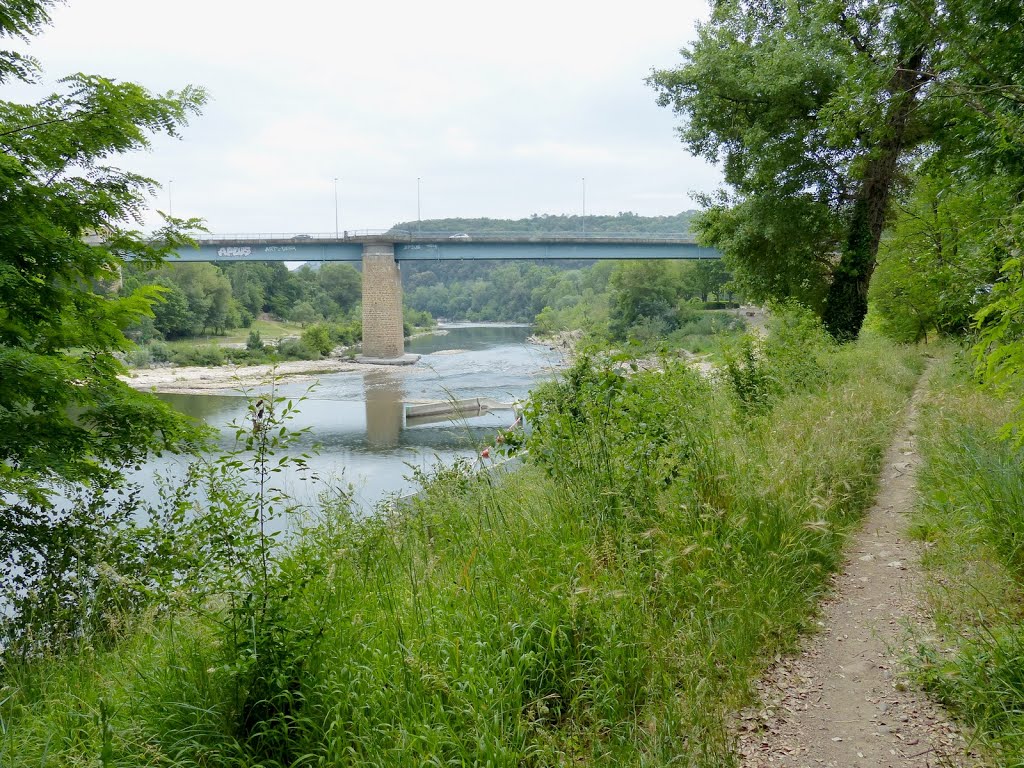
[582,177,586,237]
[417,177,421,233]
[168,178,174,219]
[334,177,339,238]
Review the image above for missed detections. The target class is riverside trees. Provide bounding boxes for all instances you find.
[650,0,940,340]
[0,1,207,491]
[651,0,1023,349]
[0,0,207,629]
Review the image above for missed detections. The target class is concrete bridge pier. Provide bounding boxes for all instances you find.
[358,242,420,364]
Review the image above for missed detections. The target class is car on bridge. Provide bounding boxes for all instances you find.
[448,233,471,240]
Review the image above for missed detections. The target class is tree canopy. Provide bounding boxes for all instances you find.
[651,0,1024,350]
[650,0,938,339]
[0,0,207,504]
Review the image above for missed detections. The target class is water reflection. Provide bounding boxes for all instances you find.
[146,325,560,508]
[363,370,404,449]
[157,392,241,426]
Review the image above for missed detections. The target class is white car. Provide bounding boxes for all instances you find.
[448,233,471,240]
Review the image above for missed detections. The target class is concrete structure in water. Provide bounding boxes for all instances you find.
[358,243,419,364]
[173,232,722,362]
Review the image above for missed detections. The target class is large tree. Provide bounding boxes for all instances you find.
[0,1,207,503]
[650,0,938,339]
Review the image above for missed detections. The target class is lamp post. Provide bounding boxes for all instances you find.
[581,177,586,237]
[334,177,339,238]
[168,178,174,219]
[417,177,421,233]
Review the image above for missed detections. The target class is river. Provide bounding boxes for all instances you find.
[146,324,562,510]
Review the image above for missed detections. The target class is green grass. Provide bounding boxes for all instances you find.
[226,319,305,344]
[908,349,1024,764]
[1,332,924,767]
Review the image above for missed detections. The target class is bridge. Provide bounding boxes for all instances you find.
[173,232,722,362]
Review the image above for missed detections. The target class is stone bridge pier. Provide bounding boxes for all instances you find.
[358,243,420,364]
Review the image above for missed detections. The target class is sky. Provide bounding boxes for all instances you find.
[11,0,720,234]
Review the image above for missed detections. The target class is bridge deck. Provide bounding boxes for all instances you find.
[176,232,720,262]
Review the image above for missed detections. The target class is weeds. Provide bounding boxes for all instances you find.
[910,351,1024,762]
[0,323,923,766]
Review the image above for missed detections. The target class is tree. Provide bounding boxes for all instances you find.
[301,323,334,357]
[650,0,937,339]
[290,300,320,326]
[318,263,361,315]
[151,280,194,339]
[683,259,731,303]
[162,262,233,334]
[0,3,207,499]
[869,172,1002,342]
[608,261,680,339]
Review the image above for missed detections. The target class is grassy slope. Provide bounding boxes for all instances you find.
[909,350,1024,764]
[1,335,923,767]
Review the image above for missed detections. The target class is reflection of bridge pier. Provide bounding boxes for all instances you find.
[363,371,404,449]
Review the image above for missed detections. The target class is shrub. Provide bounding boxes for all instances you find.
[125,345,152,368]
[331,318,361,346]
[247,329,264,351]
[149,340,172,363]
[276,337,313,359]
[170,344,225,367]
[301,323,334,357]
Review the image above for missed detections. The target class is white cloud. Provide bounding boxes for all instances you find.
[14,0,720,231]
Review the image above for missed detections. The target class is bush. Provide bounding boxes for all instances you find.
[331,318,361,346]
[170,344,225,367]
[276,337,313,359]
[149,341,172,363]
[301,323,334,357]
[125,346,152,368]
[247,329,264,351]
[721,302,835,415]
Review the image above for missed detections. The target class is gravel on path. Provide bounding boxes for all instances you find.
[735,363,978,767]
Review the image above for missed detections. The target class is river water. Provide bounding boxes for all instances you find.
[148,325,561,510]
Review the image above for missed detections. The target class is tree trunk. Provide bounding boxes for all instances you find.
[822,49,928,341]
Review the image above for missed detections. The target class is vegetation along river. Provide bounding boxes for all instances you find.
[143,324,563,511]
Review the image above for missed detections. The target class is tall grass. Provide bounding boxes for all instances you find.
[0,330,922,767]
[909,351,1024,764]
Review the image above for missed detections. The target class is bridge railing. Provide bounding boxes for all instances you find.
[188,229,393,241]
[189,230,697,243]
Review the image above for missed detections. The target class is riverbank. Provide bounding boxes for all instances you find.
[121,357,388,394]
[121,325,543,394]
[4,323,934,766]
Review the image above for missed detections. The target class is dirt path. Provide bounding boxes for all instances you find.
[735,363,977,767]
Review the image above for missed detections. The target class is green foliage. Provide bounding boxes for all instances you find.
[275,337,313,360]
[301,323,334,357]
[170,343,225,367]
[0,338,923,766]
[525,353,723,525]
[870,173,1006,343]
[247,328,263,351]
[909,352,1024,763]
[0,4,208,515]
[392,210,696,236]
[608,261,679,339]
[402,306,434,336]
[650,0,939,340]
[330,316,361,346]
[400,214,696,324]
[973,207,1024,438]
[722,303,835,415]
[289,299,320,326]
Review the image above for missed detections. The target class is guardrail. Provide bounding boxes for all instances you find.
[189,230,697,242]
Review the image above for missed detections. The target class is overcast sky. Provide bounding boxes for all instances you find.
[13,0,719,234]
